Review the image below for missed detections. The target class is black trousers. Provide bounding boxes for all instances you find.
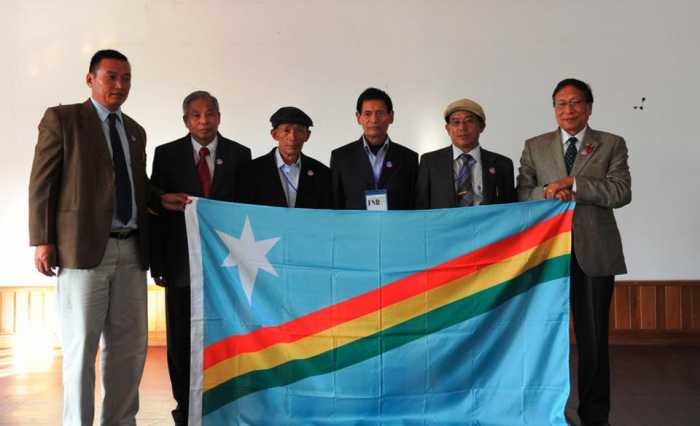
[570,252,614,425]
[165,285,191,426]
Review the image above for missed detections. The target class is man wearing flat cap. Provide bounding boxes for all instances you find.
[416,98,516,208]
[331,87,418,210]
[239,106,332,208]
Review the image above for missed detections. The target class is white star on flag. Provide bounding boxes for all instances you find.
[216,216,280,305]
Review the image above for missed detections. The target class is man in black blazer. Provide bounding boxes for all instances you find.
[330,87,418,210]
[150,90,251,425]
[240,106,331,209]
[416,98,516,208]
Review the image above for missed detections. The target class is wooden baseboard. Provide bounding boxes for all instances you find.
[609,280,700,345]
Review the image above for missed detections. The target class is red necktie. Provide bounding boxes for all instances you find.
[197,147,211,197]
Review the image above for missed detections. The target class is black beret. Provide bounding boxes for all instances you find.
[270,106,313,128]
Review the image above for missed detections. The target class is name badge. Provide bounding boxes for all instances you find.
[365,189,388,211]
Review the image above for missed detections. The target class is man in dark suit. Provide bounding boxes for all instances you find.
[28,49,188,425]
[416,98,516,208]
[241,106,331,208]
[330,87,418,210]
[150,90,251,425]
[517,79,631,426]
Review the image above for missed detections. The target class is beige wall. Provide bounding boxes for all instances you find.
[2,0,699,283]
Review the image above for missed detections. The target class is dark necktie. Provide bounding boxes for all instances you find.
[564,137,578,175]
[455,153,476,206]
[197,147,211,197]
[108,113,132,225]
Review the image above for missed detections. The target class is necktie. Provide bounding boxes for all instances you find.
[197,147,211,197]
[564,137,578,175]
[455,153,476,206]
[107,113,132,225]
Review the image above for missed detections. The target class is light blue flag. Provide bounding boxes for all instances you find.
[185,199,573,425]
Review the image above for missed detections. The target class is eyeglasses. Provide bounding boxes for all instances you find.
[448,117,481,127]
[554,99,587,110]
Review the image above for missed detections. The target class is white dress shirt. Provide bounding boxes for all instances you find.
[275,148,301,208]
[191,135,218,181]
[90,98,138,230]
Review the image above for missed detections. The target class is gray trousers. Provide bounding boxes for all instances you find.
[57,237,147,425]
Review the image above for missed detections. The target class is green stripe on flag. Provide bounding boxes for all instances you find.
[203,254,570,415]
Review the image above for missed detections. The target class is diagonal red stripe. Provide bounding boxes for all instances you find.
[203,208,573,369]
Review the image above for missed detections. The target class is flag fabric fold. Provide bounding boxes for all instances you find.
[185,199,573,426]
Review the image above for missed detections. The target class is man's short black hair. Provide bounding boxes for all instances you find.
[89,49,129,74]
[356,87,393,114]
[552,78,594,104]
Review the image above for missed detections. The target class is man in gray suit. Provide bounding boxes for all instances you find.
[517,78,631,426]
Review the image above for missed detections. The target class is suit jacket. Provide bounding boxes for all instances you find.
[330,138,418,210]
[149,134,251,287]
[239,149,332,209]
[516,127,631,277]
[28,99,156,269]
[415,146,516,209]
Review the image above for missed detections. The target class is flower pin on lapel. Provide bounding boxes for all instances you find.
[386,161,393,168]
[216,158,224,165]
[580,143,594,156]
[307,169,314,177]
[489,167,496,175]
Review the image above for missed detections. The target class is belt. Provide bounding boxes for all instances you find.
[109,229,138,239]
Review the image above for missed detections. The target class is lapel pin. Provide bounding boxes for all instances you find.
[489,167,496,174]
[580,143,594,156]
[216,158,224,165]
[307,169,314,176]
[386,161,393,168]
[130,135,136,142]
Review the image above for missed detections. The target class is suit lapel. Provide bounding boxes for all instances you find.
[480,148,495,204]
[377,141,399,188]
[547,130,568,179]
[571,128,602,176]
[296,154,314,207]
[210,137,227,197]
[80,100,112,166]
[352,139,378,188]
[173,136,203,195]
[266,149,288,207]
[439,146,456,201]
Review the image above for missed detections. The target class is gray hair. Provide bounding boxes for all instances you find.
[182,90,220,114]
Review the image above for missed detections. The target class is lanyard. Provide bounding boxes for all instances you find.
[281,166,298,193]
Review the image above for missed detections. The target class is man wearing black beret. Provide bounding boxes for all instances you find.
[239,106,332,208]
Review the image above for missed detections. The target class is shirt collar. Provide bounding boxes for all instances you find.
[275,147,301,169]
[362,136,390,155]
[90,97,122,123]
[452,144,481,163]
[191,134,219,155]
[560,126,588,145]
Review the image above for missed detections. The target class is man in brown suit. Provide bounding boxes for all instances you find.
[28,49,188,425]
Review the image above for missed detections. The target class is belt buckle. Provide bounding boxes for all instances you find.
[111,229,134,239]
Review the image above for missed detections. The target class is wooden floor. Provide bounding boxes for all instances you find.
[0,346,698,425]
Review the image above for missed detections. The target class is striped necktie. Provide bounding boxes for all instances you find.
[455,153,476,206]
